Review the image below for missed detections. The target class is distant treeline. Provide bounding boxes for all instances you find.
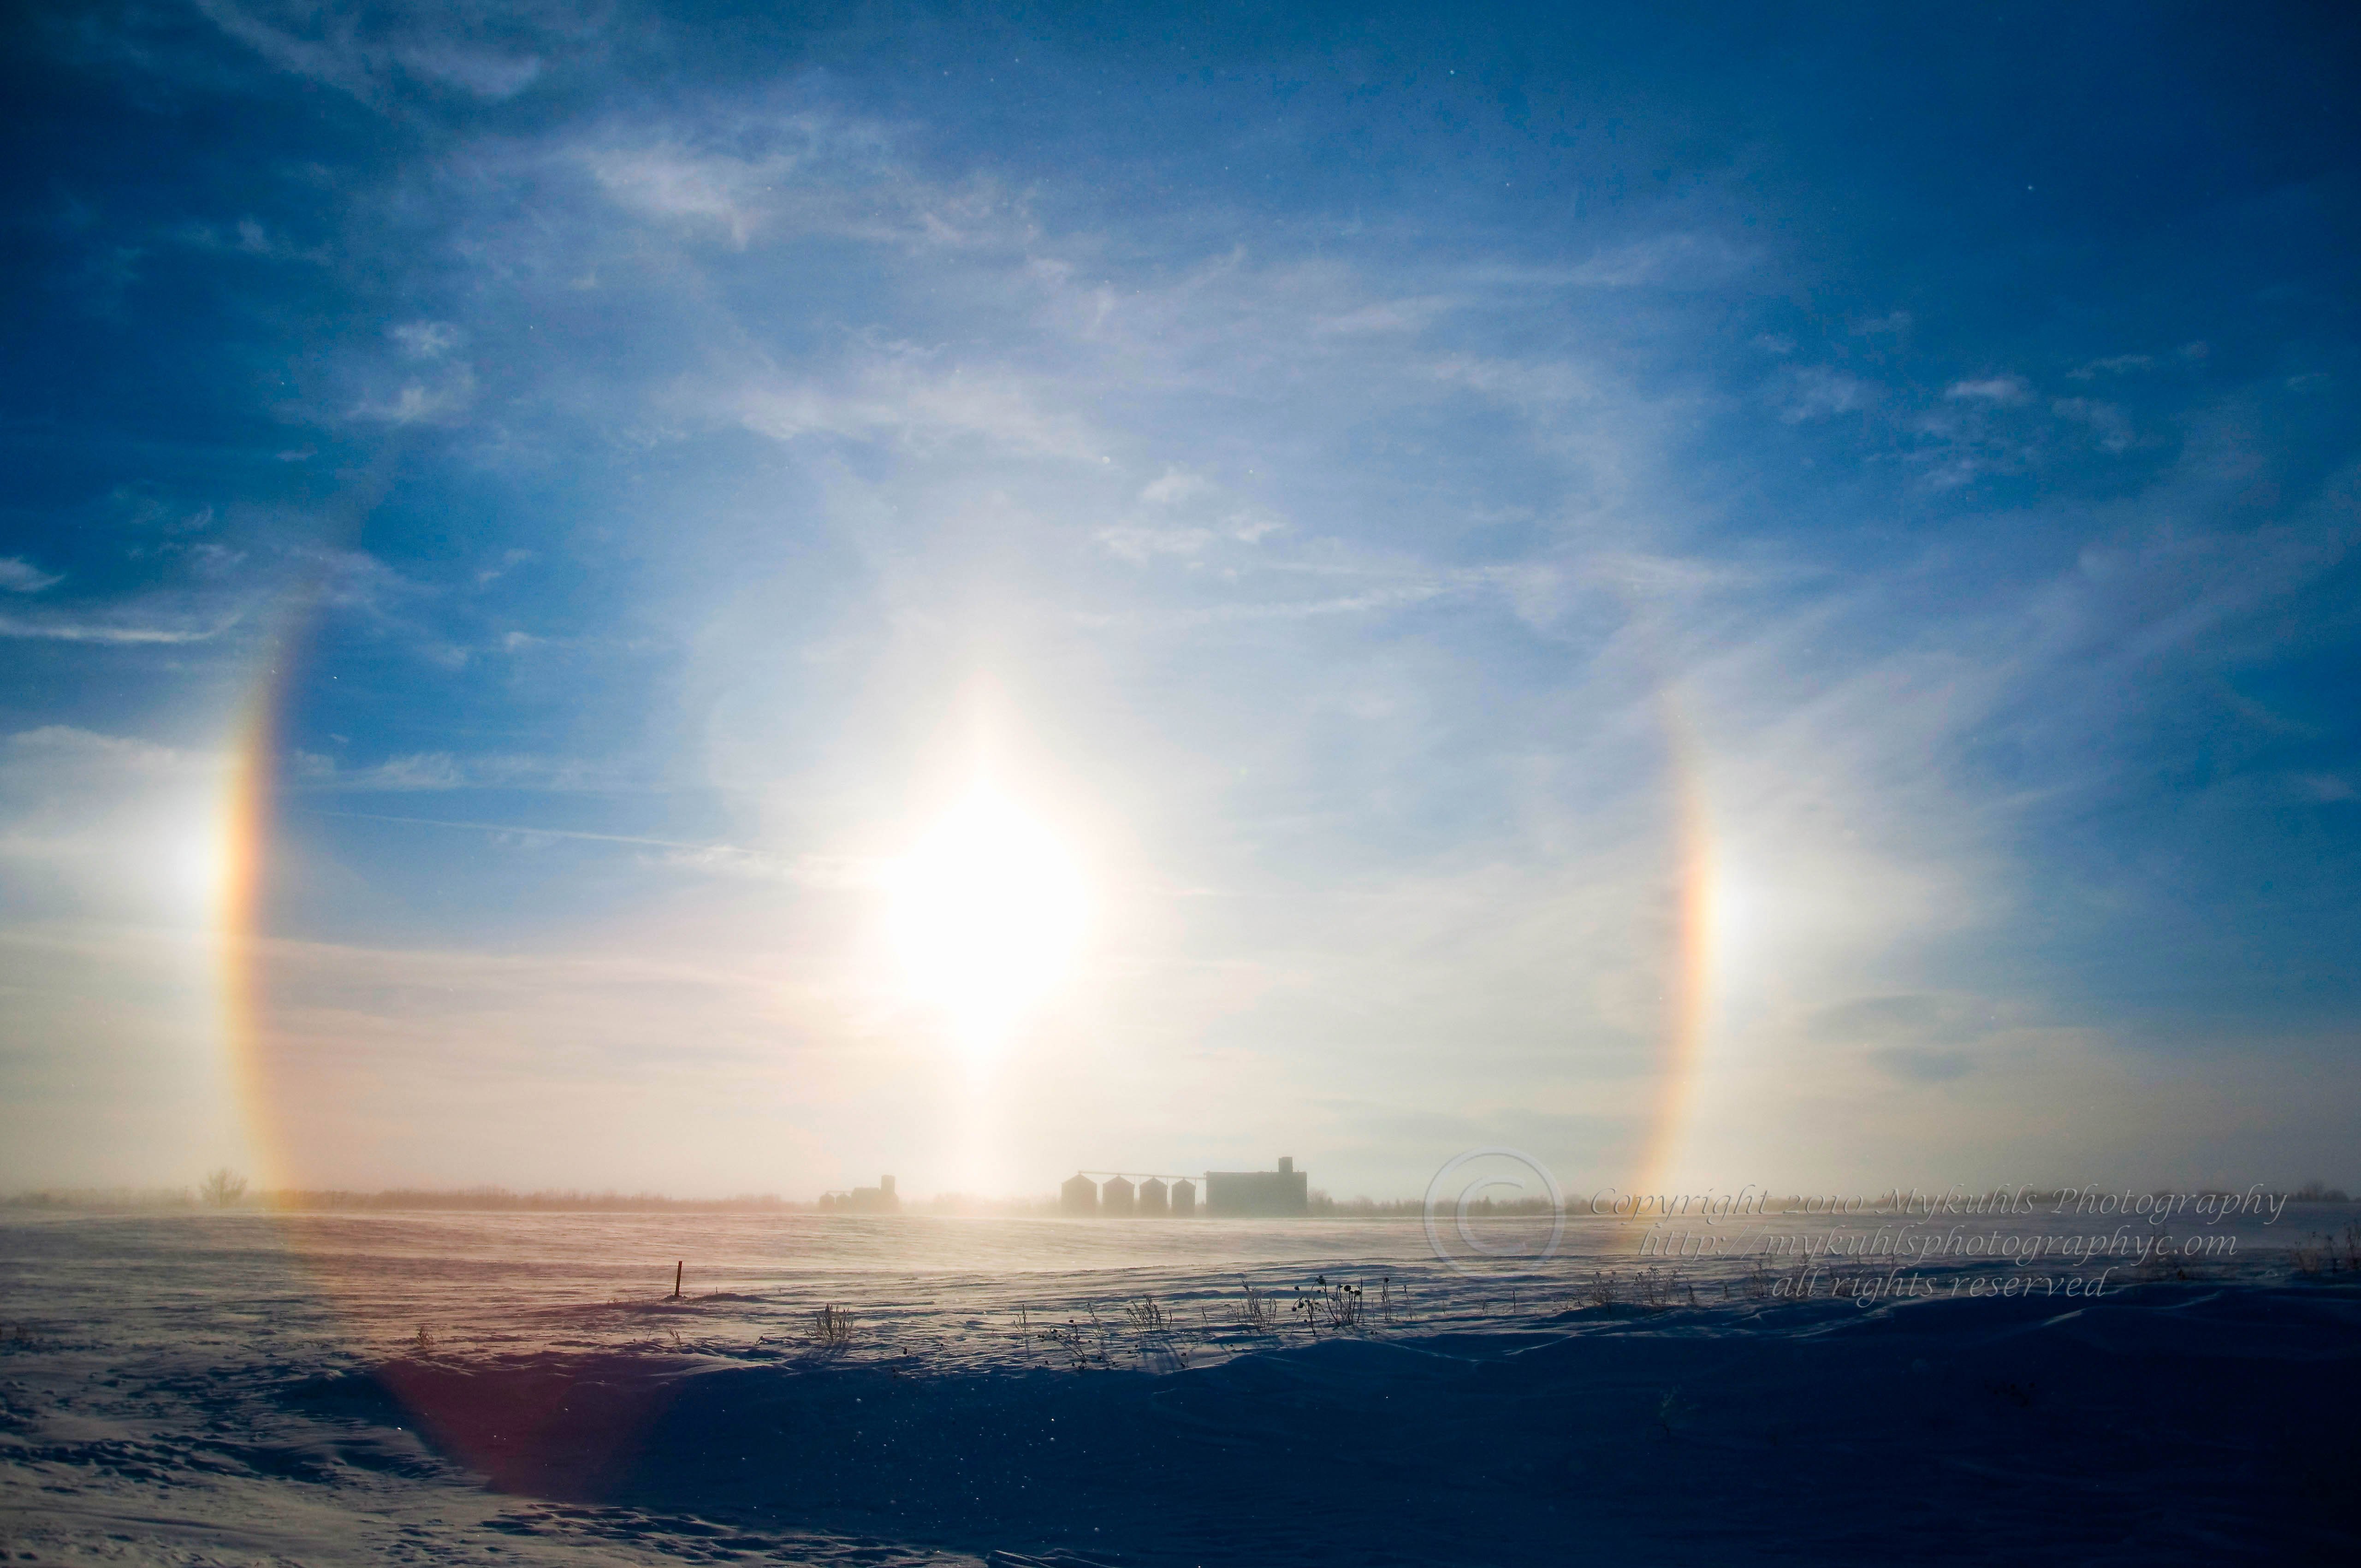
[2,1187,204,1211]
[0,1186,817,1213]
[1307,1194,1559,1217]
[267,1188,812,1212]
[6,1182,2351,1214]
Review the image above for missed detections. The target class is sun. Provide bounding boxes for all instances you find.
[884,781,1088,1060]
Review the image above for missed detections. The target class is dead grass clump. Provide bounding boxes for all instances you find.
[1034,1313,1110,1371]
[814,1303,854,1349]
[2292,1223,2361,1278]
[1233,1278,1279,1333]
[1634,1268,1686,1310]
[1290,1276,1365,1333]
[1121,1295,1193,1369]
[1586,1269,1689,1310]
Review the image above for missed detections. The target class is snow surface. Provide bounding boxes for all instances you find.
[3,1210,2357,1564]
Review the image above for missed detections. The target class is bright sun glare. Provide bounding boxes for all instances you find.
[885,783,1087,1060]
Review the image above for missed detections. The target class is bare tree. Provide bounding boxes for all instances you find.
[199,1168,248,1207]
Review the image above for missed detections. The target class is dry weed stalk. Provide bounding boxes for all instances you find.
[1290,1275,1366,1333]
[2290,1223,2361,1278]
[1122,1294,1192,1369]
[1232,1278,1279,1333]
[1584,1267,1693,1311]
[814,1303,854,1349]
[1036,1314,1109,1371]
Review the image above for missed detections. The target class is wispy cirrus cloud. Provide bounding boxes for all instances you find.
[189,0,587,107]
[582,135,1029,253]
[0,608,241,643]
[726,356,1103,460]
[1946,374,2033,404]
[289,748,653,795]
[0,558,62,593]
[1780,364,1875,421]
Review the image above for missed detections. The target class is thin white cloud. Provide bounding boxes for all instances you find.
[1139,467,1211,507]
[1311,296,1454,334]
[2068,353,2156,380]
[2053,396,2134,452]
[1471,233,1755,291]
[476,548,536,586]
[1560,231,1756,288]
[1430,354,1596,408]
[351,366,476,425]
[0,610,237,644]
[0,558,61,593]
[2,725,213,776]
[296,808,870,888]
[290,749,651,794]
[390,320,463,360]
[1946,374,2032,405]
[585,144,786,246]
[1077,573,1467,629]
[730,355,1100,460]
[166,217,326,263]
[394,37,544,100]
[1097,523,1216,562]
[329,752,467,790]
[582,136,1029,254]
[1781,365,1873,421]
[190,0,565,106]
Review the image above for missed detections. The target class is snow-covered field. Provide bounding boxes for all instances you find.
[3,1209,2356,1564]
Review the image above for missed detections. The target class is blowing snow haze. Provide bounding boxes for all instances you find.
[1,2,2358,1202]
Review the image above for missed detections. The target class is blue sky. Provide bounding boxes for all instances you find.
[2,2,2357,1197]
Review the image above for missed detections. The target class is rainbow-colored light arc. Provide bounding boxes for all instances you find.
[1631,686,1723,1198]
[212,453,399,1198]
[215,621,305,1198]
[213,589,1728,1201]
